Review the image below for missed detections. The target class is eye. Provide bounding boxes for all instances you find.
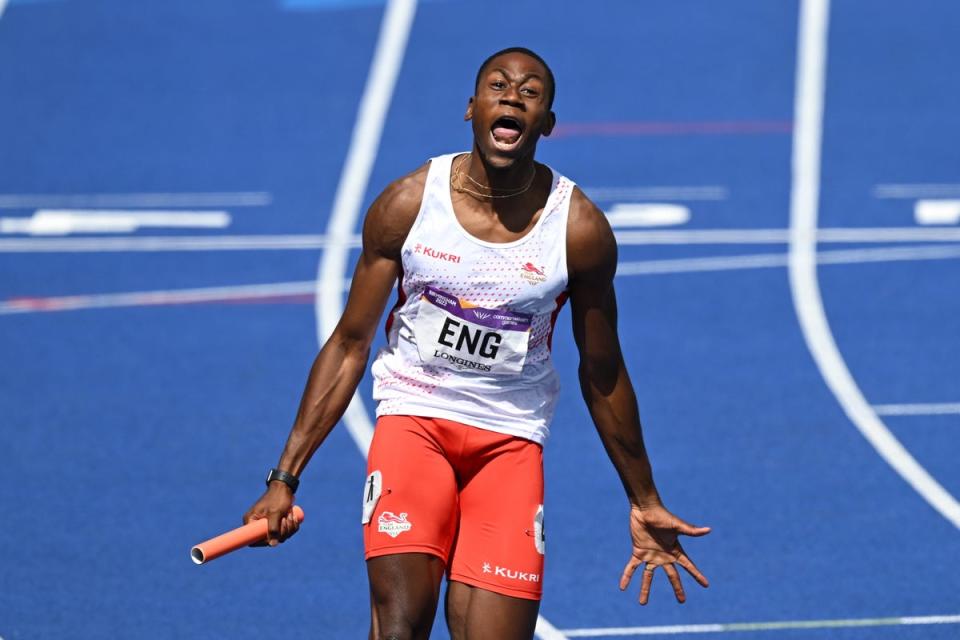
[491,80,506,90]
[521,87,540,97]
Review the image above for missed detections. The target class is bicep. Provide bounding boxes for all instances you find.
[567,196,623,386]
[335,249,401,345]
[328,166,427,347]
[569,267,628,398]
[570,275,621,364]
[331,180,416,345]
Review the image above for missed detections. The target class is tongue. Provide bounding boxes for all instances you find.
[493,127,521,144]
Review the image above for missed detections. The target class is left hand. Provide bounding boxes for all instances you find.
[619,503,710,605]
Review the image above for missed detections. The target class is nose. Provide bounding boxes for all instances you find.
[499,84,524,109]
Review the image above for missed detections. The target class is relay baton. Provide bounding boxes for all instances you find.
[191,505,305,565]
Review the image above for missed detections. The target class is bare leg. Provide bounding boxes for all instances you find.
[445,580,540,640]
[368,553,445,640]
[369,584,379,640]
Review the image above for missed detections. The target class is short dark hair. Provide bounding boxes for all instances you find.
[474,47,555,109]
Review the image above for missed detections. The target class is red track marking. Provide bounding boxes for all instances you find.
[551,120,793,138]
[2,291,316,314]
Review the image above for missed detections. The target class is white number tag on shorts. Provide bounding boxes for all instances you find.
[362,470,382,524]
[414,287,532,375]
[534,505,545,555]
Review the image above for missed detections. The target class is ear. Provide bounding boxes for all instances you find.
[464,96,475,121]
[541,111,557,137]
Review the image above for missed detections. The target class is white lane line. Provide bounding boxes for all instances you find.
[787,0,960,531]
[561,613,960,637]
[5,245,960,315]
[616,229,797,244]
[585,186,728,202]
[0,191,271,209]
[0,281,346,315]
[800,243,960,264]
[618,244,960,275]
[3,227,960,253]
[619,253,790,275]
[6,243,960,315]
[874,403,960,417]
[0,235,359,252]
[874,184,960,199]
[615,227,960,244]
[817,227,960,241]
[0,210,231,235]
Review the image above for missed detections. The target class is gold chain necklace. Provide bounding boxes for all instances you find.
[451,154,537,200]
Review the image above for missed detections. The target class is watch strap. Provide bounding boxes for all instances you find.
[266,468,299,493]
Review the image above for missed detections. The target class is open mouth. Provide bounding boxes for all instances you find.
[491,116,524,149]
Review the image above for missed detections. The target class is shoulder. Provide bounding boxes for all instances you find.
[566,186,616,283]
[363,161,431,259]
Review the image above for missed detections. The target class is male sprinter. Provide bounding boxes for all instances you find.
[244,47,710,639]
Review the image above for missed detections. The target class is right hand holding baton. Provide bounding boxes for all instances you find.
[191,505,305,565]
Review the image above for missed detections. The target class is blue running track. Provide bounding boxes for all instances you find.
[1,1,958,638]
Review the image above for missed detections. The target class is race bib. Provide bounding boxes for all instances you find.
[414,286,531,375]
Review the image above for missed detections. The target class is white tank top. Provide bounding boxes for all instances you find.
[371,153,574,444]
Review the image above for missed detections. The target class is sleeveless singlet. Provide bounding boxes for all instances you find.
[370,153,575,445]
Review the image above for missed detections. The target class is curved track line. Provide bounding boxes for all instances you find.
[788,0,960,528]
[534,615,570,640]
[315,0,416,455]
[312,1,565,635]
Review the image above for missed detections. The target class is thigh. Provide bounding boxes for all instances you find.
[445,580,539,640]
[448,435,545,601]
[368,553,445,640]
[364,415,459,562]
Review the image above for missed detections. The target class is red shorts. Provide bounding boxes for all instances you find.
[363,415,545,600]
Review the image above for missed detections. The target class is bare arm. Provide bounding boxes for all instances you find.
[567,188,658,505]
[243,165,428,544]
[567,188,710,604]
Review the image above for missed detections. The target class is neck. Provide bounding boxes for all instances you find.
[465,145,536,192]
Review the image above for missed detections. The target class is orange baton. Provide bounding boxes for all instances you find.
[191,505,305,565]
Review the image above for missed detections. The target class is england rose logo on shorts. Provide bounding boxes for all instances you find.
[377,511,412,538]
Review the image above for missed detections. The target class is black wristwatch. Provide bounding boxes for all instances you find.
[265,468,299,494]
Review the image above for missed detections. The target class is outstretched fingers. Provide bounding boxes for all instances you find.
[675,548,710,588]
[619,556,642,591]
[663,564,686,603]
[625,557,706,605]
[638,565,655,605]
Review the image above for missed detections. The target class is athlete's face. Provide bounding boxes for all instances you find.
[465,52,556,167]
